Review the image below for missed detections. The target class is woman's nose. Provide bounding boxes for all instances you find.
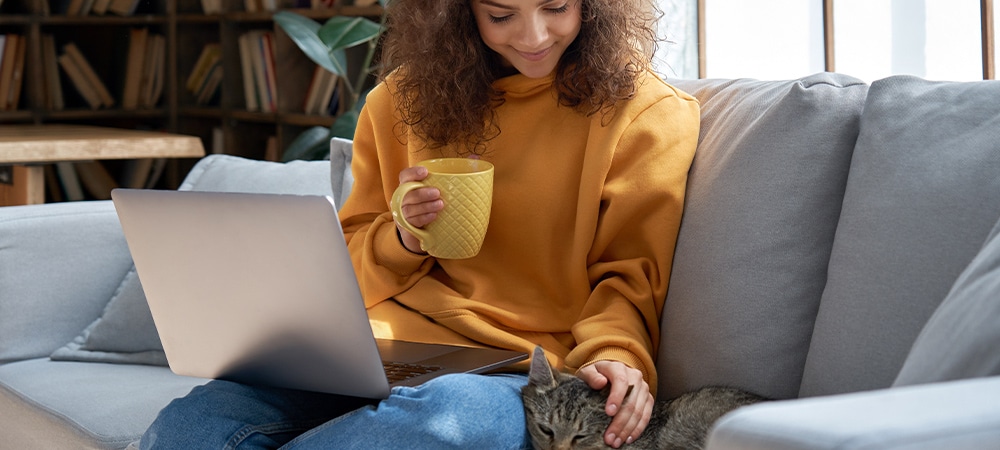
[518,15,548,49]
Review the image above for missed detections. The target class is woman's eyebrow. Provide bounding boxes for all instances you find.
[479,0,560,10]
[479,0,516,10]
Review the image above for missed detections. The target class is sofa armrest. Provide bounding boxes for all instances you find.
[706,376,1000,450]
[0,200,134,363]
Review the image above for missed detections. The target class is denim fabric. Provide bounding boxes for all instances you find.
[141,373,530,450]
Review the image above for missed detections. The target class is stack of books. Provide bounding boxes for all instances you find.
[185,43,223,105]
[122,28,167,109]
[57,42,114,109]
[237,30,278,113]
[302,65,343,115]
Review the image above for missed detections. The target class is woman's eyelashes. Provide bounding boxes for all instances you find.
[487,2,570,24]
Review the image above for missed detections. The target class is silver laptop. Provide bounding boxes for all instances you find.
[111,188,526,399]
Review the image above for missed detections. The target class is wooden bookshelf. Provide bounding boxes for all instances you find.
[0,0,379,201]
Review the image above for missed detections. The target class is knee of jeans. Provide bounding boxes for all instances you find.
[402,374,528,447]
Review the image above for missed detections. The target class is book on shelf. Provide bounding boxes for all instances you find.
[200,0,222,14]
[6,33,25,110]
[120,158,156,189]
[108,0,140,16]
[139,33,165,108]
[260,31,278,112]
[55,162,85,202]
[211,126,224,154]
[43,165,65,203]
[65,0,86,15]
[244,0,277,12]
[240,30,277,113]
[91,0,112,14]
[63,42,114,108]
[144,159,168,189]
[79,0,97,14]
[0,34,20,111]
[75,161,118,200]
[41,34,64,110]
[264,135,279,162]
[0,37,6,91]
[302,65,326,114]
[194,62,222,105]
[237,32,260,111]
[57,52,103,109]
[121,27,148,110]
[185,43,221,94]
[303,65,342,115]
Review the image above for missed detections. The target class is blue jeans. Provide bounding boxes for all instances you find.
[140,373,531,450]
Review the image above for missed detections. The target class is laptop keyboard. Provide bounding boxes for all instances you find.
[383,362,443,383]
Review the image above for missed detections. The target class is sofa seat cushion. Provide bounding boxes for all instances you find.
[800,76,1000,397]
[660,73,868,400]
[0,358,207,449]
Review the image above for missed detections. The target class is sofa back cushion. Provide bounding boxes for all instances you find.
[660,74,868,400]
[0,201,134,363]
[800,76,1000,397]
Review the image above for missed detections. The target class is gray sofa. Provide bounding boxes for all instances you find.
[2,73,998,449]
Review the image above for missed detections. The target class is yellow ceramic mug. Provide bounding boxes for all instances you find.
[390,158,494,259]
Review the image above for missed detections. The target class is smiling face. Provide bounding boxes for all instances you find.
[470,0,583,79]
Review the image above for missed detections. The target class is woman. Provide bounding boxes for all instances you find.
[141,0,698,448]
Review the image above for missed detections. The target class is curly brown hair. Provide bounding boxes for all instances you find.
[378,0,662,154]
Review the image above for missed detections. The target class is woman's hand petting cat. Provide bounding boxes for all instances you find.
[576,361,653,449]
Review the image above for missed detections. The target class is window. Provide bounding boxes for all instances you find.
[655,0,996,81]
[703,0,825,80]
[836,0,982,82]
[655,0,699,79]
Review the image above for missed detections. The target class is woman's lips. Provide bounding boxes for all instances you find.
[518,46,552,62]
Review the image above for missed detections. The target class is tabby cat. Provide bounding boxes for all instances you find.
[521,347,766,450]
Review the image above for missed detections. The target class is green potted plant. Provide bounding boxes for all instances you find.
[274,1,386,161]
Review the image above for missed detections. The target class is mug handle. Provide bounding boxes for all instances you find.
[390,181,432,248]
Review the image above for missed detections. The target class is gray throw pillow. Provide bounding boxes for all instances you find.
[51,154,341,365]
[799,76,1000,397]
[893,213,1000,386]
[50,267,166,365]
[659,73,868,400]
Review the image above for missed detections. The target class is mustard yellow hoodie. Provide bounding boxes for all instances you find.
[339,69,699,393]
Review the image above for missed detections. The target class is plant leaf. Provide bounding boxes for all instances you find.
[318,16,382,51]
[274,11,342,76]
[282,126,332,162]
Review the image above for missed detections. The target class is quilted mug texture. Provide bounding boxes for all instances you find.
[391,158,494,259]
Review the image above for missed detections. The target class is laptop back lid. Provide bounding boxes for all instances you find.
[112,189,392,398]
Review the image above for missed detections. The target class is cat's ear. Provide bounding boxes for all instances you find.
[528,346,557,388]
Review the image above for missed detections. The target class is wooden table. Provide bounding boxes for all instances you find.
[0,125,206,206]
